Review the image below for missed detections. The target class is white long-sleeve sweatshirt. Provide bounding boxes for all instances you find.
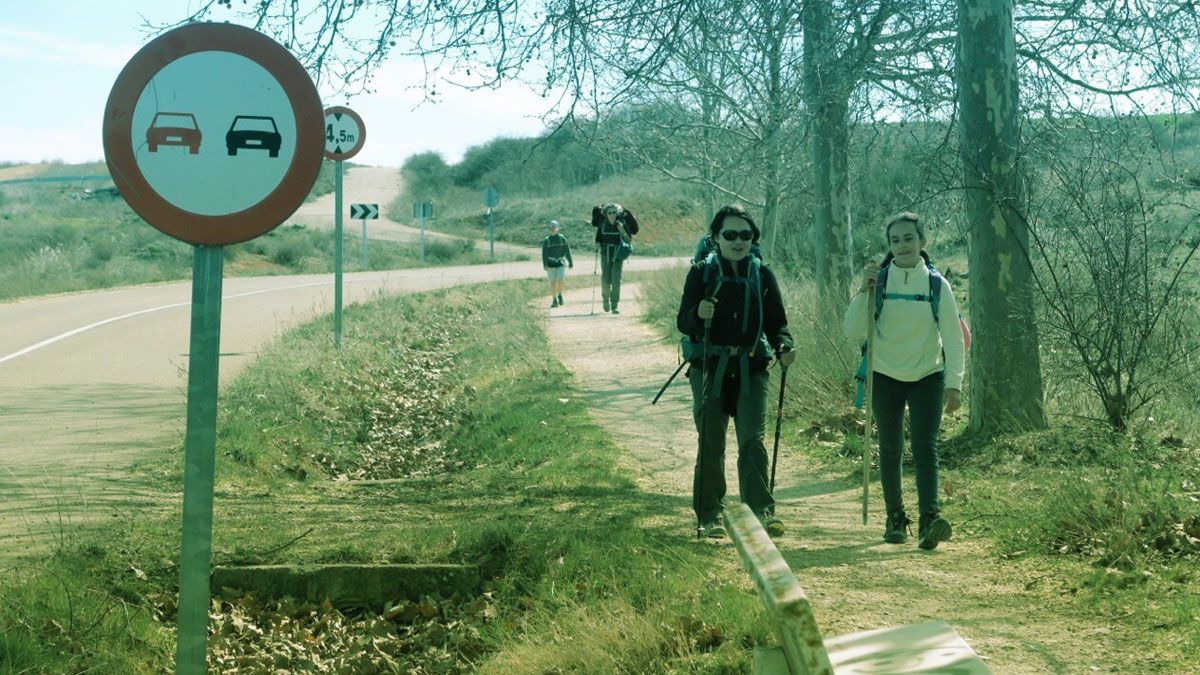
[842,262,966,390]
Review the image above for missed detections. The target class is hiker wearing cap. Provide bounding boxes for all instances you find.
[591,203,639,314]
[844,212,966,550]
[677,204,795,539]
[542,220,574,307]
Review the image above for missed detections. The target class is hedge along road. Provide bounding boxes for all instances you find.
[0,256,686,556]
[285,165,534,257]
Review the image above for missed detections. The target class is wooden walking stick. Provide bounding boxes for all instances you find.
[862,284,877,526]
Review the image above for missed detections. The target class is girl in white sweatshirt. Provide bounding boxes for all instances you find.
[843,212,965,550]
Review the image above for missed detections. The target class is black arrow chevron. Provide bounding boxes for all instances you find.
[350,203,379,219]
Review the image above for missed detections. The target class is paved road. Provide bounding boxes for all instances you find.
[285,165,534,257]
[0,255,686,553]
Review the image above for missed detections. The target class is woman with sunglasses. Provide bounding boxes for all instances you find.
[591,203,639,314]
[677,205,795,539]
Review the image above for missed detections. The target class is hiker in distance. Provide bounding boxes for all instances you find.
[677,204,795,539]
[844,212,966,550]
[541,220,574,307]
[591,203,638,314]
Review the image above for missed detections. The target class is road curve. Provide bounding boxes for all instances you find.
[285,165,535,257]
[0,256,686,551]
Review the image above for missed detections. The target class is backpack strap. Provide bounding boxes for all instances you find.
[874,261,941,324]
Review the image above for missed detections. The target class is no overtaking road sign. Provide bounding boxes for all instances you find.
[350,203,378,219]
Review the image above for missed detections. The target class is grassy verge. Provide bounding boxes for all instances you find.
[2,276,771,673]
[388,172,705,257]
[0,162,495,302]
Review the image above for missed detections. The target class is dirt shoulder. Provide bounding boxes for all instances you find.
[542,283,1163,674]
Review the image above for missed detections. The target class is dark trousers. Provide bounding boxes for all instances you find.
[689,367,773,524]
[872,371,944,517]
[599,246,625,307]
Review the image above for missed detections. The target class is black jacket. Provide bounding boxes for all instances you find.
[591,206,640,245]
[677,256,794,367]
[541,234,574,268]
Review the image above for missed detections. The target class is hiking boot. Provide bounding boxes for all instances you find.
[699,521,726,539]
[602,300,610,312]
[918,512,952,550]
[611,306,620,314]
[550,298,559,308]
[757,512,785,538]
[557,294,564,304]
[884,510,911,544]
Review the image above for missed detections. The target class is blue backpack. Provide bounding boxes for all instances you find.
[853,261,944,408]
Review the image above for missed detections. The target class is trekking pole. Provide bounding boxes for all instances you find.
[590,246,599,315]
[695,309,713,539]
[652,360,688,405]
[862,287,877,526]
[769,363,789,494]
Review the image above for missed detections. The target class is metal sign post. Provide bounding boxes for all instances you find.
[323,107,367,349]
[350,203,378,268]
[483,187,499,261]
[102,23,324,675]
[413,201,432,263]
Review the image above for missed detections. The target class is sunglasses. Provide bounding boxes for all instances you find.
[720,230,754,242]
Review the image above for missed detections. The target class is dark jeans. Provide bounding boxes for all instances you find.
[599,246,625,307]
[873,371,944,517]
[689,367,773,524]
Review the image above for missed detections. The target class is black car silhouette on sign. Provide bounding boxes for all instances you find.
[146,112,201,154]
[226,115,281,157]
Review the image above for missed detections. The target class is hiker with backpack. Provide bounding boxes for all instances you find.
[844,212,966,551]
[542,220,574,307]
[592,203,639,314]
[677,204,795,539]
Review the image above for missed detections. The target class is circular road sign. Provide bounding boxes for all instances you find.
[103,23,324,246]
[323,106,366,161]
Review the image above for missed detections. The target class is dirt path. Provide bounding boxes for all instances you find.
[543,284,1154,674]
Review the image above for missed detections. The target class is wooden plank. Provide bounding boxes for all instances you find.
[824,620,992,674]
[724,504,836,675]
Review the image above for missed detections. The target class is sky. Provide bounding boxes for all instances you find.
[0,1,554,167]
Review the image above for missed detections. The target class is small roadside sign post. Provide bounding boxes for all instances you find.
[413,201,433,263]
[102,23,324,675]
[350,203,378,267]
[323,106,366,348]
[483,187,499,261]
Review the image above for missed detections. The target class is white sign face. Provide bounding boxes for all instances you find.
[325,111,362,157]
[130,51,297,216]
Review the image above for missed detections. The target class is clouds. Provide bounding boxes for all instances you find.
[0,24,135,68]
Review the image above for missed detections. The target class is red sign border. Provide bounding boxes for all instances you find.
[323,106,366,161]
[103,23,324,246]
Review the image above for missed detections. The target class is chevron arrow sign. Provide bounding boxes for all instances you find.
[350,203,378,219]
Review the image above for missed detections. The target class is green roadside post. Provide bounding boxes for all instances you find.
[484,187,499,261]
[323,106,367,349]
[103,23,325,674]
[334,160,344,346]
[177,244,224,668]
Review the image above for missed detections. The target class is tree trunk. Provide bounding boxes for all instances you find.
[763,0,785,257]
[956,0,1047,434]
[805,0,852,322]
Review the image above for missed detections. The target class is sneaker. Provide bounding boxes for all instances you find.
[918,512,952,550]
[699,521,726,539]
[758,513,785,538]
[884,510,911,544]
[550,298,559,308]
